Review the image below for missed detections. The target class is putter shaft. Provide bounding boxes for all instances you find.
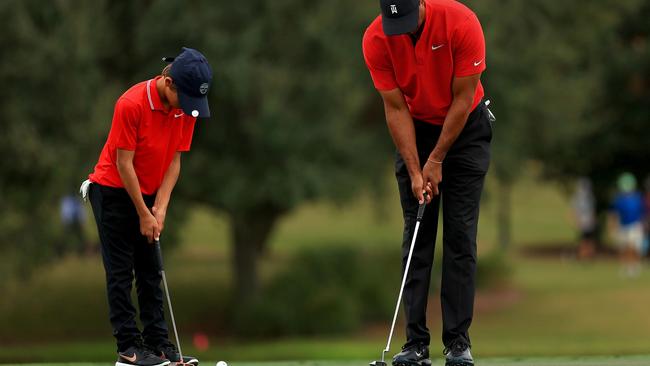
[377,197,427,363]
[383,220,422,356]
[161,269,183,359]
[156,240,184,361]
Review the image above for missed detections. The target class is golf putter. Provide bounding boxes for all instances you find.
[370,193,428,366]
[155,238,191,366]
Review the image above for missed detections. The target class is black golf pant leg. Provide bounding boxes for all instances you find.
[398,171,441,348]
[396,121,444,348]
[439,105,491,348]
[134,226,169,348]
[89,184,141,352]
[439,171,485,347]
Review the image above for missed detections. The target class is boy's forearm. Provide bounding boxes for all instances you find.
[117,160,150,217]
[154,153,181,211]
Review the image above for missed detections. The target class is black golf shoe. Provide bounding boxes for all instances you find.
[150,341,199,366]
[443,340,474,366]
[392,343,431,366]
[117,340,170,366]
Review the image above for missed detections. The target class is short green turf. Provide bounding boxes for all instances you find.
[6,357,650,366]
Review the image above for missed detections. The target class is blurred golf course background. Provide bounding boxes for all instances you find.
[2,0,650,364]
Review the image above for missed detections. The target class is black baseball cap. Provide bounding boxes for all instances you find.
[380,0,420,36]
[163,47,213,118]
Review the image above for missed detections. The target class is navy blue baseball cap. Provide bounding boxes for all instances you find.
[380,0,420,36]
[163,47,213,118]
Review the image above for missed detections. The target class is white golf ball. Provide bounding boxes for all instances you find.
[192,110,199,117]
[216,361,228,366]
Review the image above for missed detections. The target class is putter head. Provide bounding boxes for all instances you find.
[369,362,387,366]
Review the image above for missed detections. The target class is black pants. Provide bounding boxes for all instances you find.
[396,102,492,349]
[89,183,169,352]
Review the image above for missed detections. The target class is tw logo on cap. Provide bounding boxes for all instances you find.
[199,83,209,95]
[390,4,398,14]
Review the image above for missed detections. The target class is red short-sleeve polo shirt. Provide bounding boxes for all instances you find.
[89,76,197,195]
[363,0,486,125]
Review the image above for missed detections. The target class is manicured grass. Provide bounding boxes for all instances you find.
[6,357,650,366]
[471,259,650,357]
[3,167,640,363]
[3,257,650,362]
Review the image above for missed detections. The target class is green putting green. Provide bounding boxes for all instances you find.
[6,358,650,366]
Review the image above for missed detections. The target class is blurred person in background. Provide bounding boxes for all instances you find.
[59,191,89,256]
[571,177,596,260]
[643,176,650,258]
[609,172,645,277]
[79,47,212,366]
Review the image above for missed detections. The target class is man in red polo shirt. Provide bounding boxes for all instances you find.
[81,47,212,366]
[363,1,492,365]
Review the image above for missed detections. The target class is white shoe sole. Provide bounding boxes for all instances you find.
[116,361,171,366]
[164,359,199,366]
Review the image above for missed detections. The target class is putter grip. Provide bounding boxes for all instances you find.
[417,193,429,221]
[154,239,164,272]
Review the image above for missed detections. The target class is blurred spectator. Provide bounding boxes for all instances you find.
[643,176,650,258]
[60,193,89,255]
[571,177,596,259]
[609,173,645,277]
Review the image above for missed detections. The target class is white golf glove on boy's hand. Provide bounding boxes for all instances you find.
[79,179,91,202]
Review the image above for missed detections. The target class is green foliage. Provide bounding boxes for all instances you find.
[565,1,650,209]
[170,0,389,213]
[229,245,510,338]
[465,0,641,184]
[475,253,512,289]
[2,0,649,285]
[152,0,391,296]
[461,0,645,247]
[0,0,389,281]
[0,0,117,275]
[231,246,399,337]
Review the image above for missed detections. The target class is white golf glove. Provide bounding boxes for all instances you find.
[79,179,91,202]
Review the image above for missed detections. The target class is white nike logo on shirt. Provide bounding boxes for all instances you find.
[474,60,483,67]
[174,113,184,118]
[431,44,445,50]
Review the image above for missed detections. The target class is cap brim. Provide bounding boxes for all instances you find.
[178,91,210,118]
[382,9,419,36]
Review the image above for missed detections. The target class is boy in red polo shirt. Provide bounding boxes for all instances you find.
[363,1,492,366]
[81,47,212,366]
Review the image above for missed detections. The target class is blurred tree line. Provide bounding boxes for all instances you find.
[0,0,389,296]
[1,0,649,295]
[467,0,647,248]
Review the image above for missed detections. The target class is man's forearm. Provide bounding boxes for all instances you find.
[386,107,421,178]
[154,153,181,211]
[429,97,474,162]
[117,161,150,217]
